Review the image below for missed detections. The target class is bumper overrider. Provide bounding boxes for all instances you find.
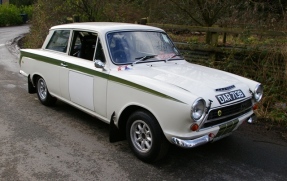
[171,113,257,148]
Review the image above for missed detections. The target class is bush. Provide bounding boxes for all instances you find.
[178,41,287,123]
[0,4,22,26]
[20,5,33,21]
[24,0,73,48]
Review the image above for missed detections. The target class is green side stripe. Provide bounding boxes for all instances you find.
[21,51,59,66]
[109,76,185,104]
[67,63,109,79]
[20,51,109,79]
[21,50,185,104]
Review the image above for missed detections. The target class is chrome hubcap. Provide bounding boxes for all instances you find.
[38,78,47,100]
[130,120,152,153]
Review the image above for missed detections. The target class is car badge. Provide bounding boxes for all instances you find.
[218,110,222,117]
[215,85,235,92]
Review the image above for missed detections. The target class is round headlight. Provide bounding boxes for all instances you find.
[254,84,263,102]
[191,98,206,121]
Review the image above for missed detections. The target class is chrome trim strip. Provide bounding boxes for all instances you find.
[172,135,210,148]
[197,111,209,130]
[19,70,28,77]
[247,113,257,124]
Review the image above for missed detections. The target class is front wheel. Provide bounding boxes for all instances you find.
[126,110,169,163]
[36,77,57,106]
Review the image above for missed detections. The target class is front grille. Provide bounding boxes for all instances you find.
[201,99,252,129]
[208,99,252,120]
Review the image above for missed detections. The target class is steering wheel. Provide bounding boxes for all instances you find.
[112,50,127,63]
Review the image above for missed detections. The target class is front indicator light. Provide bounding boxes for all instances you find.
[253,104,258,110]
[190,123,199,131]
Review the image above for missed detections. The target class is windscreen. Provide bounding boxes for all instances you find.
[107,31,180,64]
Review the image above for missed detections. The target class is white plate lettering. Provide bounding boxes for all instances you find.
[216,89,245,104]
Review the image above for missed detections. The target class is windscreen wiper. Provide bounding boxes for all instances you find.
[132,55,157,66]
[165,54,181,62]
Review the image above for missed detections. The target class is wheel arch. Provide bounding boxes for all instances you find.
[122,105,170,162]
[112,104,164,142]
[31,74,41,85]
[28,74,37,94]
[28,73,44,94]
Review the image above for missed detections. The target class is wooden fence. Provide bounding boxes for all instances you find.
[145,22,287,82]
[147,23,287,46]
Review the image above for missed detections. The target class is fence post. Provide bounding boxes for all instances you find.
[73,15,80,22]
[206,26,218,46]
[211,32,219,46]
[140,18,148,25]
[206,31,211,45]
[223,32,227,45]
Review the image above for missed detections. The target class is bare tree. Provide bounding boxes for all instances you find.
[168,0,236,27]
[65,0,107,22]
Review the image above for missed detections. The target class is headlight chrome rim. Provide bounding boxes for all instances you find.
[254,84,263,102]
[191,98,206,121]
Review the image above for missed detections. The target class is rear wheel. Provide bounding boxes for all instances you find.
[126,110,169,163]
[36,77,57,106]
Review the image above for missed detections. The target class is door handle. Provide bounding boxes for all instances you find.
[61,62,68,67]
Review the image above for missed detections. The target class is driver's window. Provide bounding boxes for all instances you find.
[69,31,98,61]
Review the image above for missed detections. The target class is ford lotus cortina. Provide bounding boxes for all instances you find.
[19,22,263,162]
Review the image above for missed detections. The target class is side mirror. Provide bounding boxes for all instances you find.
[94,60,105,69]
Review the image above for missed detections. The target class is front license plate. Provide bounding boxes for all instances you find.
[215,119,239,138]
[215,89,245,104]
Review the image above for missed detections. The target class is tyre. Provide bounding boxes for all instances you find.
[36,77,57,106]
[126,110,169,163]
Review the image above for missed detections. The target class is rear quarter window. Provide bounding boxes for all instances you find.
[46,30,70,53]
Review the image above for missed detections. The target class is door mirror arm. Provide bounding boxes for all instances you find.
[94,60,107,71]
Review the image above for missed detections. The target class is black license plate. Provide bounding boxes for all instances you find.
[215,89,245,104]
[215,119,239,138]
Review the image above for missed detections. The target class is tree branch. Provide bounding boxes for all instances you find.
[169,0,204,26]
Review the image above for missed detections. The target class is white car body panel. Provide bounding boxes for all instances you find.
[69,71,94,110]
[59,67,70,100]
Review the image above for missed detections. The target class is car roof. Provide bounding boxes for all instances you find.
[50,22,164,33]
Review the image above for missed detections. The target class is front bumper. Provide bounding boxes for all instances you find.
[171,113,256,148]
[19,70,28,77]
[172,135,210,148]
[171,132,232,148]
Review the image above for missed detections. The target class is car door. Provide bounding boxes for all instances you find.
[59,30,108,117]
[44,29,71,97]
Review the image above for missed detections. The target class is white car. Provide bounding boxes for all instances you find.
[19,22,263,162]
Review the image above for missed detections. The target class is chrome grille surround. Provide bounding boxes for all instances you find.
[200,97,253,130]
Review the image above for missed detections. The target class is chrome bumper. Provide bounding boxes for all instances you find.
[171,114,255,148]
[19,70,28,77]
[172,135,210,148]
[247,113,257,124]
